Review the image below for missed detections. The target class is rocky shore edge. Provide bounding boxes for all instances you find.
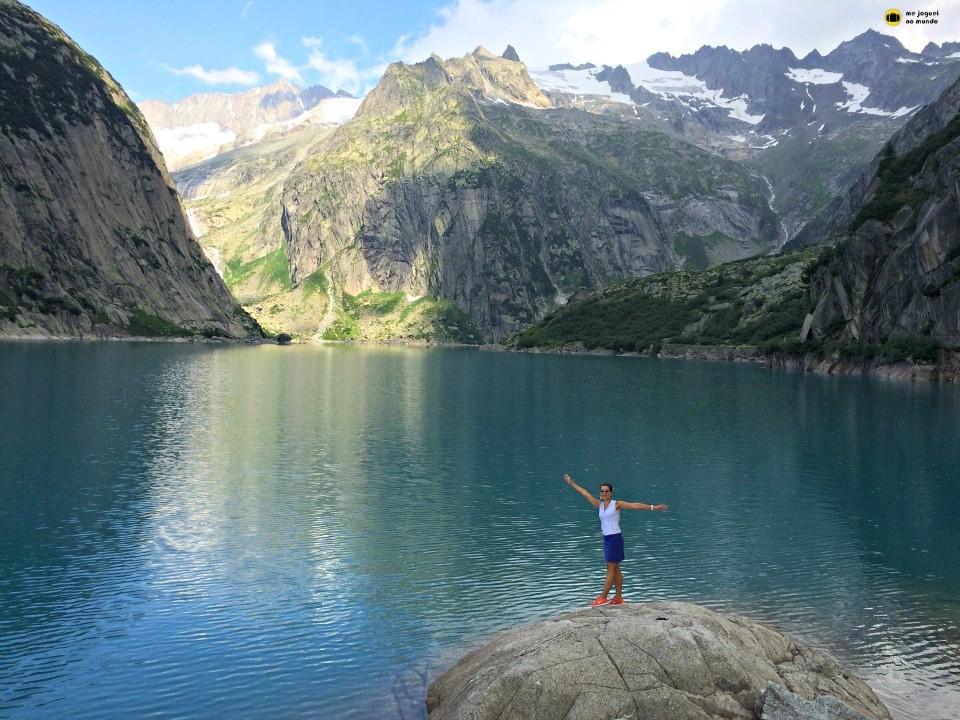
[425,601,891,720]
[500,341,960,382]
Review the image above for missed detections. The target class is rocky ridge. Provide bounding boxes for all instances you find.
[139,79,359,171]
[426,602,890,720]
[799,72,960,347]
[0,0,259,339]
[533,31,960,238]
[513,70,960,377]
[273,46,780,340]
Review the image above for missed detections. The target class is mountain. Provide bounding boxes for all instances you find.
[180,46,781,341]
[532,30,960,238]
[800,73,960,347]
[513,71,960,367]
[139,80,361,171]
[0,0,259,339]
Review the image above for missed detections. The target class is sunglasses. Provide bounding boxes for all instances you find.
[599,488,611,493]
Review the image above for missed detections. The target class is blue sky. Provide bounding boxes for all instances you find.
[25,0,960,103]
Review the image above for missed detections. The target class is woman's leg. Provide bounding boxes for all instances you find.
[613,564,623,599]
[601,562,617,598]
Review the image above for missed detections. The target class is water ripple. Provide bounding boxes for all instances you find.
[2,345,959,719]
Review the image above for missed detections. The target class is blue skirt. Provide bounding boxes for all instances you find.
[603,532,625,563]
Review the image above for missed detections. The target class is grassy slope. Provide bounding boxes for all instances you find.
[513,243,949,363]
[511,250,817,353]
[180,59,780,342]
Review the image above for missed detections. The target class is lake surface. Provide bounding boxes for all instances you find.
[1,342,958,719]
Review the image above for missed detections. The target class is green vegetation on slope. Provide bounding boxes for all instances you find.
[513,244,951,364]
[513,251,817,352]
[850,114,960,232]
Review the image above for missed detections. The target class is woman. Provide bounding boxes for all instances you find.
[564,473,668,606]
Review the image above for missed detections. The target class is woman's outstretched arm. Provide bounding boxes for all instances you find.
[617,501,668,511]
[564,473,600,508]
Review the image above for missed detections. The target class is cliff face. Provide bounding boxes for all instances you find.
[0,0,259,339]
[802,75,960,346]
[277,48,780,340]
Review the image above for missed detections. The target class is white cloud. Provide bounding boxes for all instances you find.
[254,41,305,84]
[302,36,386,96]
[165,64,260,85]
[347,35,370,54]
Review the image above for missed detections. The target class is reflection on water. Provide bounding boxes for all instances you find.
[1,343,959,719]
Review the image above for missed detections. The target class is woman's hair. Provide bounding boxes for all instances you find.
[600,482,613,493]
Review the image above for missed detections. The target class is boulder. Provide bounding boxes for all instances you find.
[756,682,874,720]
[426,601,890,720]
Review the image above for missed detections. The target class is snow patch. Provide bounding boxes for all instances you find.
[785,68,843,84]
[529,67,632,104]
[752,134,780,149]
[532,62,765,125]
[896,57,920,64]
[315,97,363,124]
[836,82,917,117]
[154,122,236,160]
[947,52,960,59]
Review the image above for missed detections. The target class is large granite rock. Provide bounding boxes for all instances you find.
[0,0,260,339]
[756,682,874,720]
[426,602,891,720]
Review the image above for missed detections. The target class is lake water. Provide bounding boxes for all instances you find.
[1,342,958,719]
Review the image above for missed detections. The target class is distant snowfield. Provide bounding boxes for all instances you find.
[315,97,363,124]
[531,62,920,126]
[153,97,363,167]
[530,62,764,125]
[786,67,843,84]
[155,122,236,161]
[836,81,917,117]
[528,67,632,104]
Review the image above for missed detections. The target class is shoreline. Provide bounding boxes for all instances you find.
[496,341,960,383]
[5,332,960,382]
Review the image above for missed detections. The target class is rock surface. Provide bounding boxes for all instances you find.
[276,49,780,340]
[797,72,960,347]
[756,682,874,720]
[426,602,891,720]
[0,0,260,339]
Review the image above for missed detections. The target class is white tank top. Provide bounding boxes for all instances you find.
[599,500,621,536]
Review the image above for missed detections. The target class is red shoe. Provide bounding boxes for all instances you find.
[608,596,624,605]
[590,596,610,607]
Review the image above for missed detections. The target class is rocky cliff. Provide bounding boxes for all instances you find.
[537,31,960,239]
[0,0,259,339]
[276,47,780,340]
[800,73,960,346]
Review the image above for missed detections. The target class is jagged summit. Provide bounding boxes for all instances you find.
[502,45,520,62]
[357,46,550,119]
[472,45,497,58]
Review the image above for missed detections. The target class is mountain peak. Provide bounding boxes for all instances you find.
[472,45,497,59]
[502,45,521,62]
[263,77,300,93]
[838,29,907,54]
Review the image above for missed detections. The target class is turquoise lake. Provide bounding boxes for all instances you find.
[1,342,958,719]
